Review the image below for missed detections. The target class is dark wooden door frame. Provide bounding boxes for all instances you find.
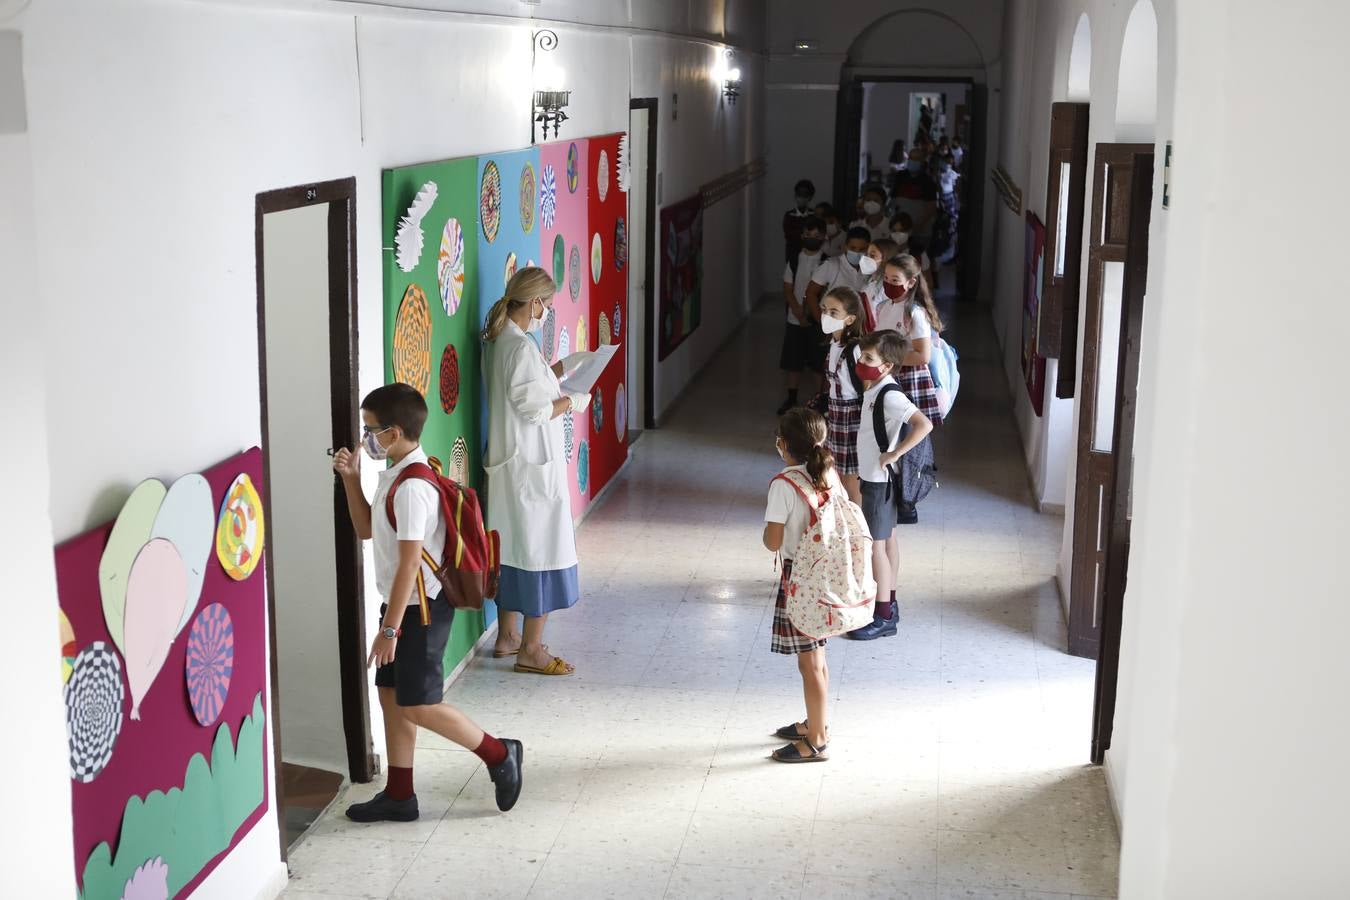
[1092,151,1154,764]
[1067,143,1152,659]
[630,97,659,431]
[254,178,374,859]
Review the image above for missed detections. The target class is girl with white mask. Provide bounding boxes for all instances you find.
[815,286,869,505]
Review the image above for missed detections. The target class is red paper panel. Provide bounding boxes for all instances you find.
[586,132,630,498]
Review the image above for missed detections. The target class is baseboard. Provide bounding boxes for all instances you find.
[1037,499,1065,515]
[654,306,756,428]
[1104,750,1124,830]
[574,450,635,529]
[1054,567,1070,621]
[257,862,290,900]
[443,618,500,690]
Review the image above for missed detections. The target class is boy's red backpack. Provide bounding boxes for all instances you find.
[386,462,501,624]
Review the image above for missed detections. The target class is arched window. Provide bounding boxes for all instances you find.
[1116,1,1158,140]
[1067,13,1092,101]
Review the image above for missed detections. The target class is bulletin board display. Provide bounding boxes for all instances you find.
[585,132,630,503]
[658,192,704,361]
[1022,211,1047,416]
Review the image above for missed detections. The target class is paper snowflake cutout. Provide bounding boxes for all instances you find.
[617,133,631,194]
[395,181,439,273]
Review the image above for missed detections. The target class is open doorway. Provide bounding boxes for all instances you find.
[629,97,659,432]
[254,178,373,853]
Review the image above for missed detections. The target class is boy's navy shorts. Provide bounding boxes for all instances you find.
[375,599,454,707]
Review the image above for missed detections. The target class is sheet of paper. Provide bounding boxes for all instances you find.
[560,343,621,395]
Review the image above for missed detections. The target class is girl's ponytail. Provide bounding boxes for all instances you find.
[481,265,558,342]
[481,295,516,342]
[776,407,835,491]
[805,442,836,492]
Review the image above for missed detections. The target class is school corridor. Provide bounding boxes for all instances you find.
[281,296,1116,899]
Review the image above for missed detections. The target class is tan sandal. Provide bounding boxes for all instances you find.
[492,647,519,658]
[513,656,574,676]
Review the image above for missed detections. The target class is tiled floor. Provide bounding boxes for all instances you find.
[284,285,1119,899]
[281,762,346,849]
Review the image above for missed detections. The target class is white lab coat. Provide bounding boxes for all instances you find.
[482,319,578,572]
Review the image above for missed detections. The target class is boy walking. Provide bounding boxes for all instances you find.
[332,383,523,821]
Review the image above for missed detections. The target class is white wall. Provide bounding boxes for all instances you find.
[17,0,765,894]
[263,204,349,774]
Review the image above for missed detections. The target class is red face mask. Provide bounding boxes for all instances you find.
[856,361,888,382]
[883,280,909,300]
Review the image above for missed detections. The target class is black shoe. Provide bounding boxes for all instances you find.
[488,738,524,812]
[344,790,419,822]
[848,608,898,641]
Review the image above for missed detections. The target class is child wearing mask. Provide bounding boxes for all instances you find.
[873,254,945,430]
[821,207,847,258]
[850,185,891,242]
[848,331,933,641]
[818,287,869,505]
[778,215,827,415]
[804,227,871,376]
[892,149,939,252]
[860,237,901,327]
[887,212,934,291]
[763,407,843,762]
[782,178,816,263]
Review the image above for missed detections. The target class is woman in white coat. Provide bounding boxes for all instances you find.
[481,267,591,676]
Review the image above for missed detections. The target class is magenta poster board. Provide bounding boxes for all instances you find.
[57,448,269,899]
[1022,211,1047,416]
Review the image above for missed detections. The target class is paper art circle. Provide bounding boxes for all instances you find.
[439,345,461,414]
[598,311,612,346]
[60,610,76,685]
[479,161,502,243]
[591,233,602,284]
[558,326,570,361]
[124,538,189,720]
[578,441,590,494]
[616,383,628,441]
[597,149,610,202]
[552,234,566,292]
[150,473,214,635]
[100,479,168,654]
[540,164,558,230]
[592,386,604,433]
[451,437,469,485]
[66,641,124,783]
[576,315,589,353]
[613,303,622,338]
[568,245,582,300]
[185,603,233,727]
[563,411,575,463]
[504,252,518,287]
[121,857,169,900]
[615,217,628,271]
[437,218,466,316]
[519,162,536,233]
[541,307,556,362]
[216,473,265,581]
[566,143,579,193]
[393,284,432,396]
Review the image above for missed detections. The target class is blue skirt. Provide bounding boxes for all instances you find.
[494,564,580,617]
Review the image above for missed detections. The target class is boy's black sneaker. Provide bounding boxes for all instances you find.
[488,738,524,812]
[345,790,419,822]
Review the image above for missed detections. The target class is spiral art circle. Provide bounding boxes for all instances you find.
[552,234,566,292]
[563,410,575,463]
[479,161,502,243]
[519,162,536,233]
[569,245,582,300]
[591,232,602,284]
[541,165,559,230]
[566,143,579,193]
[613,303,622,339]
[598,311,612,346]
[615,383,628,442]
[393,284,432,397]
[437,218,466,316]
[185,603,234,728]
[578,441,590,494]
[451,437,469,485]
[615,217,628,271]
[540,307,556,362]
[439,344,461,414]
[592,385,604,433]
[597,149,610,202]
[66,641,124,783]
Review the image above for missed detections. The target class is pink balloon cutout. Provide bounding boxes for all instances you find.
[123,538,189,721]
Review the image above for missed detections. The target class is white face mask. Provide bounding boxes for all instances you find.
[820,314,847,335]
[527,301,546,334]
[890,231,910,245]
[825,223,840,237]
[863,200,882,216]
[858,255,879,276]
[363,427,390,460]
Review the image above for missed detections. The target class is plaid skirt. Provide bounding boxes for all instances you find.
[826,395,862,474]
[898,365,943,425]
[771,560,828,655]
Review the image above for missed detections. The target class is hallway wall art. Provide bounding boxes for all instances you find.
[55,448,269,900]
[658,192,704,361]
[1022,211,1047,416]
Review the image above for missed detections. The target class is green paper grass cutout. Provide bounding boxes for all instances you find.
[78,693,265,900]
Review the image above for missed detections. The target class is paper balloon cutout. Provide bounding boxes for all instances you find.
[616,383,628,442]
[124,538,190,720]
[578,441,590,494]
[566,143,579,193]
[216,474,265,581]
[615,217,628,271]
[150,474,214,635]
[395,181,438,273]
[617,132,631,193]
[66,641,125,782]
[99,479,168,653]
[60,609,76,684]
[186,603,234,727]
[450,437,469,486]
[576,315,589,353]
[597,149,610,202]
[598,311,612,346]
[591,232,603,284]
[569,245,582,300]
[121,857,168,900]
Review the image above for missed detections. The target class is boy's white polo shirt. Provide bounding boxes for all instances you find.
[857,375,919,483]
[371,446,447,604]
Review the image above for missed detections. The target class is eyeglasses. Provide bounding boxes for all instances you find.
[362,424,391,435]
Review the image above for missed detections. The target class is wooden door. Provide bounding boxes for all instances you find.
[1067,143,1153,659]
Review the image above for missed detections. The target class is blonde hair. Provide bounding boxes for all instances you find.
[481,266,557,341]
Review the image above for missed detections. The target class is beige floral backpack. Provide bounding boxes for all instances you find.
[774,469,877,639]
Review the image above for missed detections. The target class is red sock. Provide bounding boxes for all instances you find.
[386,765,414,801]
[473,733,508,768]
[877,599,896,619]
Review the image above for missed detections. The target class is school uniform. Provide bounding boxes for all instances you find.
[857,376,919,541]
[873,301,943,425]
[806,256,866,371]
[849,217,891,243]
[372,447,454,707]
[823,228,846,258]
[824,341,863,474]
[765,464,843,654]
[780,249,825,373]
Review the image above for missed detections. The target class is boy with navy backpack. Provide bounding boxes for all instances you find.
[332,383,523,822]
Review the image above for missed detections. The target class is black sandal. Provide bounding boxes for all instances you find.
[773,722,830,741]
[770,739,829,763]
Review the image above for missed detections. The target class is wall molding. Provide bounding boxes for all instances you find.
[700,157,766,209]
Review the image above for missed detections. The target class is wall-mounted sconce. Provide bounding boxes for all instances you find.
[532,29,570,143]
[712,49,742,105]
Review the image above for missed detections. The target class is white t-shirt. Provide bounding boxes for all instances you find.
[782,250,825,325]
[857,376,919,484]
[372,447,447,603]
[939,168,960,194]
[765,465,844,560]
[810,255,869,297]
[827,341,863,401]
[824,229,847,257]
[874,299,933,342]
[849,217,891,243]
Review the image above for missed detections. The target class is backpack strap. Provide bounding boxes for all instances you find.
[384,462,443,627]
[772,469,827,526]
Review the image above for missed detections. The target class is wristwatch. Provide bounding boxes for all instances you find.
[381,625,401,640]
